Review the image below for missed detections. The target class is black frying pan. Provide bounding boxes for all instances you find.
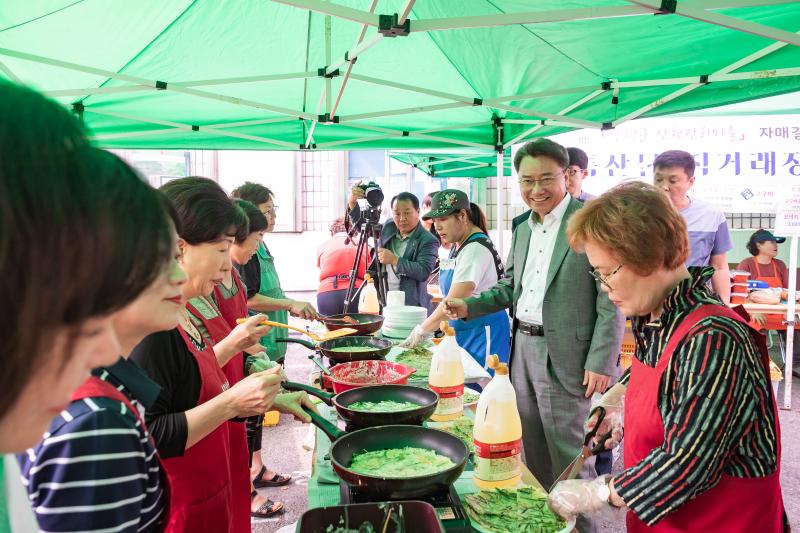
[306,408,468,499]
[278,336,391,364]
[322,313,384,335]
[282,382,438,428]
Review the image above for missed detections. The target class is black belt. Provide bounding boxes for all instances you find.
[517,320,544,336]
[329,274,352,289]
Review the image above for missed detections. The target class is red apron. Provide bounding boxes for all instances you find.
[186,298,250,533]
[212,270,250,385]
[752,261,787,331]
[71,375,170,529]
[161,326,234,532]
[624,304,786,532]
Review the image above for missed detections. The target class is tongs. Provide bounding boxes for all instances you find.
[549,406,611,491]
[236,318,357,341]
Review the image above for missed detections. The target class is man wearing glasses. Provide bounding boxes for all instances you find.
[567,147,595,203]
[445,139,623,528]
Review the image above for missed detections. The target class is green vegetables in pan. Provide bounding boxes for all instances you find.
[464,486,566,533]
[349,447,455,478]
[347,400,421,412]
[245,355,277,374]
[393,346,433,379]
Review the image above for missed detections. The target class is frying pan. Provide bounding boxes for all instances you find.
[282,382,438,428]
[277,335,391,364]
[307,408,469,499]
[321,313,384,335]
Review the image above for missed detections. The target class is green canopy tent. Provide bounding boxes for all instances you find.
[5,0,796,249]
[1,0,798,154]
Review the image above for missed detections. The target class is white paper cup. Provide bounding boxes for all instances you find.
[386,290,405,307]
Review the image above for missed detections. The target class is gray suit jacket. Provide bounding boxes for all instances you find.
[464,197,624,395]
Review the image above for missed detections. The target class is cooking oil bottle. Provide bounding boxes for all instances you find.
[473,355,522,489]
[358,273,380,314]
[428,322,465,422]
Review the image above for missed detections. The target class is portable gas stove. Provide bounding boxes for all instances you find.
[339,482,470,532]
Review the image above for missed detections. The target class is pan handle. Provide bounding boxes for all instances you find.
[275,337,316,350]
[308,354,332,376]
[303,406,344,442]
[282,381,334,405]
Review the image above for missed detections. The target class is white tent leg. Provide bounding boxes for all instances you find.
[783,236,797,410]
[496,151,505,259]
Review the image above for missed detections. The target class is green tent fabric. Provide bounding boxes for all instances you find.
[1,1,798,150]
[389,149,512,177]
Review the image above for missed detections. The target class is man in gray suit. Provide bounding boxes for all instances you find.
[446,139,623,494]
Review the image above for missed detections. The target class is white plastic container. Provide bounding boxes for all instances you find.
[473,355,523,489]
[358,273,380,314]
[428,322,465,422]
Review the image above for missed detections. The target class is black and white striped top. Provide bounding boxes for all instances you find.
[17,358,165,532]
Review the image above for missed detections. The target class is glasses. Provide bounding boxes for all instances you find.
[518,172,564,190]
[589,264,623,291]
[567,167,586,176]
[260,205,279,217]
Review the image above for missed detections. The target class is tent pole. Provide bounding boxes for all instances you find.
[330,0,379,117]
[783,235,797,410]
[496,151,505,259]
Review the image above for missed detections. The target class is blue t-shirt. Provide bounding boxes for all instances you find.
[680,197,733,267]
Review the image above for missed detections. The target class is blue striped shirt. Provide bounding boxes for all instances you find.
[17,358,165,532]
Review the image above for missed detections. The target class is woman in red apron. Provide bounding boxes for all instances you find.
[736,229,790,331]
[131,177,282,532]
[549,182,786,531]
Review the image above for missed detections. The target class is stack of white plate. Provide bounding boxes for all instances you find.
[380,305,428,339]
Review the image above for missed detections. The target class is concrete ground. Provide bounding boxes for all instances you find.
[252,292,800,532]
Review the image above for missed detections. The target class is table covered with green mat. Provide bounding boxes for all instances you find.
[305,403,568,532]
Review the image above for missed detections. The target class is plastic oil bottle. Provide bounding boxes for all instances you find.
[428,322,465,422]
[358,273,380,314]
[473,354,523,489]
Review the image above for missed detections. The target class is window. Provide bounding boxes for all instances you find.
[725,213,776,230]
[302,151,339,231]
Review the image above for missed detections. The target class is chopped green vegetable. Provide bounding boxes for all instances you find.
[393,346,432,379]
[349,447,455,478]
[347,400,421,412]
[328,346,377,352]
[246,355,277,374]
[464,486,566,533]
[434,417,474,452]
[463,388,480,405]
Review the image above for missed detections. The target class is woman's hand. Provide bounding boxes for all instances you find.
[586,383,626,451]
[227,314,272,352]
[287,300,319,320]
[273,391,318,423]
[548,476,622,520]
[225,366,282,417]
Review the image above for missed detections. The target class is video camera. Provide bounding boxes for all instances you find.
[356,181,384,223]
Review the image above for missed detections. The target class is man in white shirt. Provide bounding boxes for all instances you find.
[567,147,596,202]
[446,139,624,519]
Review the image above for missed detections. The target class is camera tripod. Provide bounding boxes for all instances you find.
[342,216,388,312]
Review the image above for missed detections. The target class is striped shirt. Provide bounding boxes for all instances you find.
[615,267,778,525]
[17,358,165,532]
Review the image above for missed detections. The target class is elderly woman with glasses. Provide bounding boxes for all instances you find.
[548,182,786,532]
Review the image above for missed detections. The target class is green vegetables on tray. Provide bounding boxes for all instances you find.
[432,417,474,453]
[347,400,421,412]
[392,346,433,379]
[349,447,455,478]
[464,486,566,533]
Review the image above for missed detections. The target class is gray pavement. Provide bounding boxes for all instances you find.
[253,293,800,532]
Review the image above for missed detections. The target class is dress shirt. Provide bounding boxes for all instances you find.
[516,192,571,324]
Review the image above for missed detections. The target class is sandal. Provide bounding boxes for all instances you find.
[252,465,292,488]
[250,490,284,518]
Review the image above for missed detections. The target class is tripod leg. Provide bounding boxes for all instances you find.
[342,231,368,313]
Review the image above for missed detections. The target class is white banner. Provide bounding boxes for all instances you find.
[549,114,800,213]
